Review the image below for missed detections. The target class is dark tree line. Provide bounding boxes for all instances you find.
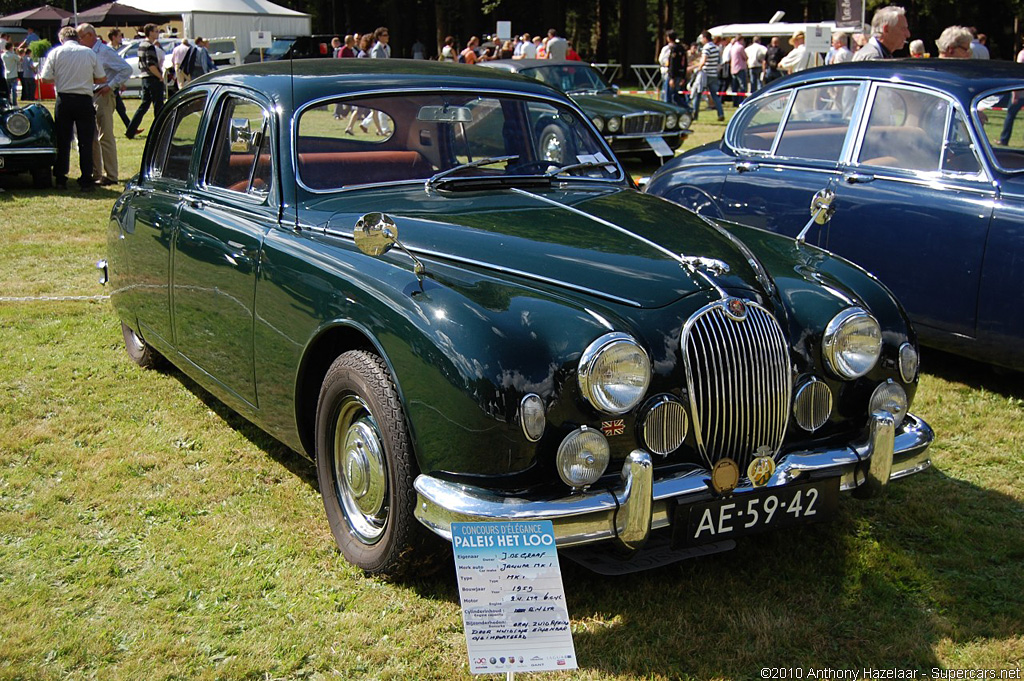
[5,0,1024,77]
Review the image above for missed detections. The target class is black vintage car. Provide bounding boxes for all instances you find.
[0,99,56,188]
[104,60,933,576]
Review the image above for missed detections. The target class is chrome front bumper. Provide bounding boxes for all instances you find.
[413,411,934,551]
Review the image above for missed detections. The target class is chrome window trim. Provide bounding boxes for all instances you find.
[291,87,626,194]
[770,81,865,163]
[198,89,276,205]
[848,81,991,183]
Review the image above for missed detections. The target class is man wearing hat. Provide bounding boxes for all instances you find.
[779,30,815,74]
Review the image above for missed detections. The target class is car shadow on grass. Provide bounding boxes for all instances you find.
[161,363,320,492]
[554,466,1023,677]
[922,348,1024,400]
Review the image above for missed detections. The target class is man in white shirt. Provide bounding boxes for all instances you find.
[78,23,131,186]
[780,30,814,74]
[40,26,106,191]
[521,34,537,59]
[828,34,853,64]
[745,36,767,93]
[171,39,191,88]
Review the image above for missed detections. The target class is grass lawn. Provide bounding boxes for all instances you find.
[0,100,1021,680]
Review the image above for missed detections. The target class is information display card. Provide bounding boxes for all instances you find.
[452,521,577,675]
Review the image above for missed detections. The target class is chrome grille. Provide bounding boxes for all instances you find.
[681,300,792,471]
[642,396,688,456]
[622,112,665,135]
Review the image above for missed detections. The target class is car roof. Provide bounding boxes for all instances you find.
[190,58,566,103]
[767,59,1024,102]
[481,59,593,72]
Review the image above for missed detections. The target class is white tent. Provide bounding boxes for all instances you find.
[118,0,311,61]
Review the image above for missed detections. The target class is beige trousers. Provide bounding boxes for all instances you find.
[92,89,118,183]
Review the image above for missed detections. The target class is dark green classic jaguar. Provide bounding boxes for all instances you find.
[104,60,933,576]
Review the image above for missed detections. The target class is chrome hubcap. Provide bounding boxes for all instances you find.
[332,396,388,544]
[542,134,564,163]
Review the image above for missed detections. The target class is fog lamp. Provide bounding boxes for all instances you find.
[869,379,908,427]
[556,426,610,489]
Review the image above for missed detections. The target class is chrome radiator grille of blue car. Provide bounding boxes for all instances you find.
[681,300,792,471]
[622,112,665,135]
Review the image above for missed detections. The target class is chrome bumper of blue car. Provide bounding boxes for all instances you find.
[413,411,934,550]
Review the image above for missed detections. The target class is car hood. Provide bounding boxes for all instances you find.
[308,185,771,309]
[571,93,687,118]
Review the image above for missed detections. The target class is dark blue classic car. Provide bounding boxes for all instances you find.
[646,60,1024,371]
[105,60,932,576]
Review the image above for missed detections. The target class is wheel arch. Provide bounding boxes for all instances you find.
[294,320,406,460]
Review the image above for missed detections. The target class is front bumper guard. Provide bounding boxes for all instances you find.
[413,411,933,551]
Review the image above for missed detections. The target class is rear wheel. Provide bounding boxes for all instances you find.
[121,321,162,369]
[315,350,431,576]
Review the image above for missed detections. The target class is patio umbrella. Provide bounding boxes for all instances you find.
[69,2,177,26]
[0,4,72,26]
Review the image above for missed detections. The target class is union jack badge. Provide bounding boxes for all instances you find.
[601,419,625,437]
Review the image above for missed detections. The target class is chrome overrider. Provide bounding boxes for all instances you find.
[413,411,933,551]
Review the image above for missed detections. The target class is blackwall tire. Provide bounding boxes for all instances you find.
[315,350,433,577]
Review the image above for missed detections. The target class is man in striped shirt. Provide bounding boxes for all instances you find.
[693,31,724,122]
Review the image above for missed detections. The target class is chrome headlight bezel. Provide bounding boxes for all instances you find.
[606,116,621,133]
[679,111,693,130]
[822,307,882,379]
[578,332,651,415]
[519,393,545,442]
[899,342,919,383]
[6,111,31,138]
[591,116,604,132]
[664,113,678,130]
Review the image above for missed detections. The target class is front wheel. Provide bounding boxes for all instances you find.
[315,350,431,576]
[538,123,574,164]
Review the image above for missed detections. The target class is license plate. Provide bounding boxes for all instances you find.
[674,478,840,547]
[645,135,674,157]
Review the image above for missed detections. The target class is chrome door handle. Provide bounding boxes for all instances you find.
[185,197,204,209]
[843,172,875,184]
[735,161,760,173]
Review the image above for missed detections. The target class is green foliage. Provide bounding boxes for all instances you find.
[29,39,51,61]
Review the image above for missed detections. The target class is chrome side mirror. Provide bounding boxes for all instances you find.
[229,117,254,153]
[354,213,425,277]
[796,188,836,245]
[354,212,398,256]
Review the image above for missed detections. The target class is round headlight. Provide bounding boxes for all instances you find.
[869,379,908,427]
[578,332,651,414]
[606,116,621,133]
[6,112,30,137]
[520,393,545,442]
[679,112,693,130]
[591,116,604,132]
[822,308,882,379]
[664,114,678,130]
[899,342,919,383]
[556,426,610,489]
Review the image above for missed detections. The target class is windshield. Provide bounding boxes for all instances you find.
[976,89,1024,173]
[518,65,612,94]
[296,92,620,191]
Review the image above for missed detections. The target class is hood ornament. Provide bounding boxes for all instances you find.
[679,255,730,276]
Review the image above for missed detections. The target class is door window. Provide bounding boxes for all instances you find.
[733,91,790,152]
[206,96,273,196]
[774,84,859,161]
[148,95,208,182]
[857,86,948,172]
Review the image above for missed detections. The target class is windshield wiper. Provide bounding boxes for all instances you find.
[424,155,519,192]
[543,160,617,178]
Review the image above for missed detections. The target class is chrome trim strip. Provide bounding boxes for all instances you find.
[414,412,933,548]
[0,148,57,156]
[291,87,625,194]
[315,224,646,308]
